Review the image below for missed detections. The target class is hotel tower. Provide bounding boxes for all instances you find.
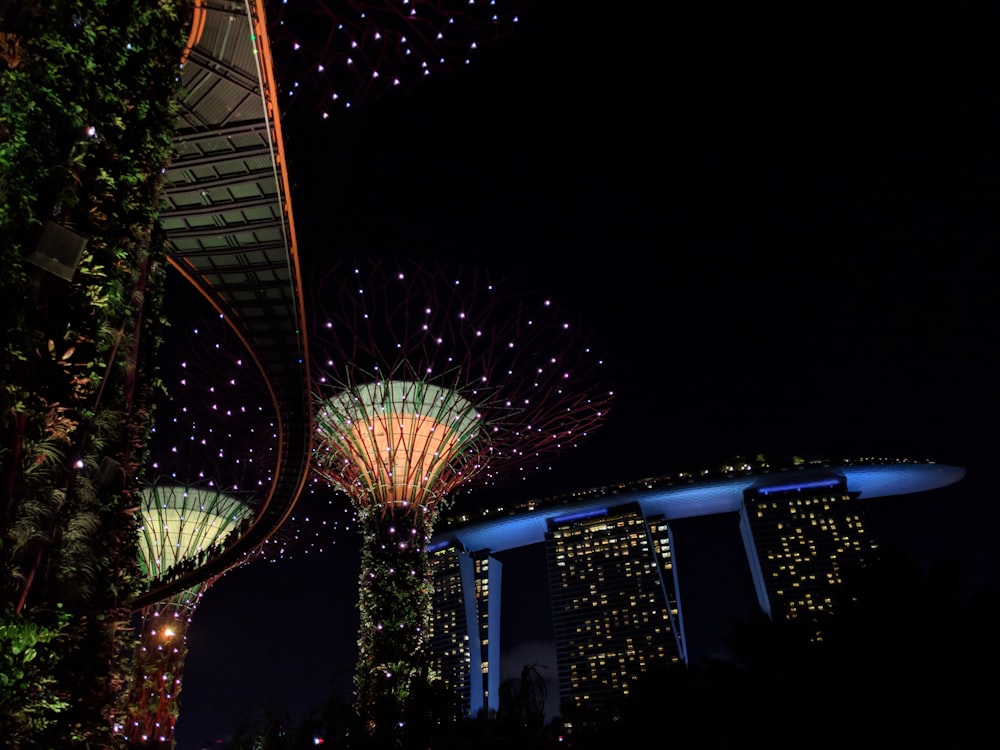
[739,474,879,627]
[545,502,685,711]
[428,543,502,718]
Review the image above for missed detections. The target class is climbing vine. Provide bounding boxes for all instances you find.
[0,1,188,744]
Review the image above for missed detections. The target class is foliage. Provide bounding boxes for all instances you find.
[590,547,1000,750]
[217,664,559,750]
[0,0,187,744]
[496,663,548,736]
[226,703,297,750]
[353,507,438,746]
[0,606,72,744]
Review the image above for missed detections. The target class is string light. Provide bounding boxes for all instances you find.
[120,482,266,743]
[266,0,525,122]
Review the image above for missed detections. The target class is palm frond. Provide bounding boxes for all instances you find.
[20,436,66,480]
[7,488,65,553]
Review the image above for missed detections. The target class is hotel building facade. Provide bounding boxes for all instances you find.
[740,475,879,625]
[545,503,685,710]
[428,459,963,716]
[427,543,502,718]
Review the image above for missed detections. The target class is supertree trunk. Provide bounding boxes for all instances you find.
[355,505,436,744]
[120,597,194,746]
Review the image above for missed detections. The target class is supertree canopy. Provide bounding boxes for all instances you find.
[266,0,525,122]
[119,484,253,745]
[317,379,481,512]
[309,258,612,742]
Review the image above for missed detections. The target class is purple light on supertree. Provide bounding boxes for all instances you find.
[153,287,357,566]
[146,305,279,497]
[265,0,525,122]
[308,257,613,740]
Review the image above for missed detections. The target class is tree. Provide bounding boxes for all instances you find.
[497,663,549,736]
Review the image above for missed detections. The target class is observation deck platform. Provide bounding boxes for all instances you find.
[430,459,966,554]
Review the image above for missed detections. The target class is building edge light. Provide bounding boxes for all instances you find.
[757,478,842,495]
[550,508,609,526]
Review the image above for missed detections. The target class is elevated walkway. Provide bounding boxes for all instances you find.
[132,0,310,608]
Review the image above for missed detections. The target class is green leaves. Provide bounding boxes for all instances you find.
[0,608,71,741]
[1,0,187,743]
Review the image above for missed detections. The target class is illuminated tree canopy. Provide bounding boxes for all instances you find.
[317,379,482,511]
[310,258,614,518]
[119,483,253,745]
[136,484,253,584]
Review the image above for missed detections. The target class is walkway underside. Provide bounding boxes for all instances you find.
[132,0,311,608]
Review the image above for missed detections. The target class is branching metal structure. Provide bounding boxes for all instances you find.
[148,0,527,609]
[144,0,313,612]
[309,258,612,741]
[148,289,281,497]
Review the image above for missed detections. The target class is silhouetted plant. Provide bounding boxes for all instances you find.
[496,662,549,736]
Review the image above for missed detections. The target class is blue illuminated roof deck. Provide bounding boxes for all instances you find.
[431,459,965,554]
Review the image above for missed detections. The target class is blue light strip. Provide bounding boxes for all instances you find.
[756,478,842,495]
[551,508,608,525]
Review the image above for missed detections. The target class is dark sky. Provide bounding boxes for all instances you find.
[173,2,998,747]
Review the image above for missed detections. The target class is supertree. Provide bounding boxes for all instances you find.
[118,484,254,746]
[114,289,276,746]
[264,0,525,123]
[309,258,613,742]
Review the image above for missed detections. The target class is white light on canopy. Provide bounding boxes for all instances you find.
[137,485,252,580]
[316,380,481,510]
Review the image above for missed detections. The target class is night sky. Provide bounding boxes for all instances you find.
[172,2,998,747]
